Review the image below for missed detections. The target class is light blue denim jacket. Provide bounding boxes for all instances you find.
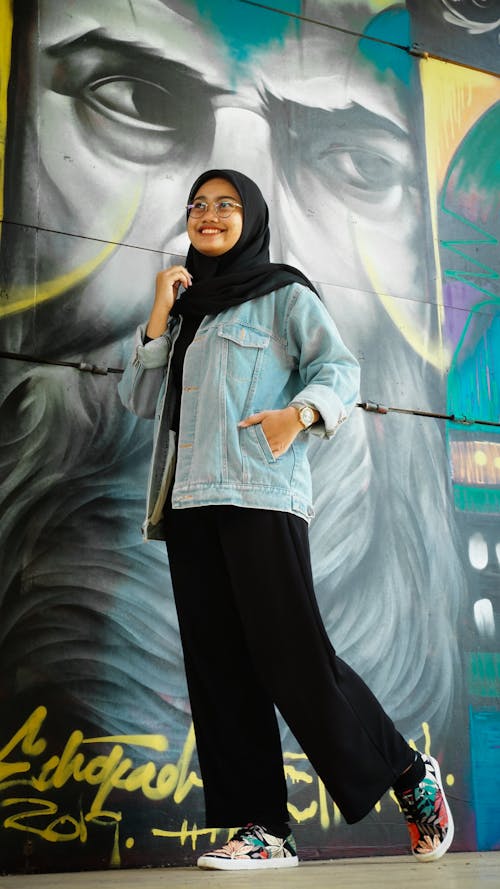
[118,283,360,539]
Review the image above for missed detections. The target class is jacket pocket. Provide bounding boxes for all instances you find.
[218,323,270,383]
[253,423,277,464]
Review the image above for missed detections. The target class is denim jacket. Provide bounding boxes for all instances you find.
[118,283,360,539]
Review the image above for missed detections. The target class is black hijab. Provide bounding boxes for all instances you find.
[170,169,318,319]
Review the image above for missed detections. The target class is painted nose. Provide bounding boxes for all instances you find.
[206,106,274,207]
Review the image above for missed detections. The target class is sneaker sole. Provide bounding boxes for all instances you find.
[413,755,455,863]
[197,855,299,870]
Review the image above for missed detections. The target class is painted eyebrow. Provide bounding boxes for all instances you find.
[330,103,410,139]
[264,90,410,140]
[45,27,226,91]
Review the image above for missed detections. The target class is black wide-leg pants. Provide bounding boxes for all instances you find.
[164,504,414,827]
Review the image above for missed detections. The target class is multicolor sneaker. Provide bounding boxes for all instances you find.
[396,753,454,862]
[197,823,299,870]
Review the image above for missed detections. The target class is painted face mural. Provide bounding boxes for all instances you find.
[0,0,499,872]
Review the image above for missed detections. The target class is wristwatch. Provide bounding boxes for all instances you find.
[291,402,316,429]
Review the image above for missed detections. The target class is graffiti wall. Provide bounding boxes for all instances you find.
[0,0,499,873]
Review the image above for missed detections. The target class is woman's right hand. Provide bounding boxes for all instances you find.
[146,266,192,338]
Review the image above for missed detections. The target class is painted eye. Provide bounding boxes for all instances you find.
[47,44,221,165]
[83,76,177,131]
[319,147,405,192]
[262,92,415,212]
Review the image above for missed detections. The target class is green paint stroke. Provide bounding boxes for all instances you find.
[453,485,500,514]
[441,103,500,305]
[451,102,500,198]
[469,653,500,698]
[194,0,300,61]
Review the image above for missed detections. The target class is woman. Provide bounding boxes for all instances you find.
[118,169,453,870]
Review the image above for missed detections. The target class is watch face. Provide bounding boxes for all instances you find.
[300,406,315,427]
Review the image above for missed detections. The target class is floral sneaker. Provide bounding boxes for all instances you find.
[197,823,299,870]
[396,753,454,862]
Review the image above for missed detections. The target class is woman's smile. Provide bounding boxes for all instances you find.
[187,177,243,256]
[198,225,225,236]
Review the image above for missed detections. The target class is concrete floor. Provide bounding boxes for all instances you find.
[0,853,498,889]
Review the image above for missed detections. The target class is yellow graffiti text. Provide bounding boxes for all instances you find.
[0,798,121,844]
[1,710,454,857]
[0,707,202,824]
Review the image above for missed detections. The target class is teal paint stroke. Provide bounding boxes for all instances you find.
[469,708,500,850]
[443,105,500,471]
[469,653,500,698]
[359,8,412,85]
[453,485,500,514]
[194,0,300,62]
[448,309,500,425]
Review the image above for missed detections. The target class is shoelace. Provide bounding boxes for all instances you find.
[231,823,260,841]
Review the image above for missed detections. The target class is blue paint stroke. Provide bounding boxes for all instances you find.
[469,707,500,850]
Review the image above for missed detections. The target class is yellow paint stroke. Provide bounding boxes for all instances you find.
[389,788,401,811]
[419,58,500,353]
[422,721,431,756]
[366,0,395,9]
[82,734,168,752]
[152,820,218,851]
[110,821,121,868]
[355,226,449,371]
[358,59,500,371]
[0,0,13,239]
[0,187,142,319]
[2,797,82,842]
[287,799,318,823]
[419,58,446,367]
[342,0,394,9]
[0,706,48,783]
[284,764,313,784]
[173,723,203,805]
[317,777,330,828]
[420,58,500,192]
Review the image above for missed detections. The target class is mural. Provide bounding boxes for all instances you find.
[0,0,499,873]
[409,0,500,74]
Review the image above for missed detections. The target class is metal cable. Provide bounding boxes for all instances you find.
[1,350,499,427]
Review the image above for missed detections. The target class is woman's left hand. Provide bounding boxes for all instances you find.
[238,407,303,458]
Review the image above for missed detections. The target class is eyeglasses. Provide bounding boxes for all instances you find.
[186,199,243,219]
